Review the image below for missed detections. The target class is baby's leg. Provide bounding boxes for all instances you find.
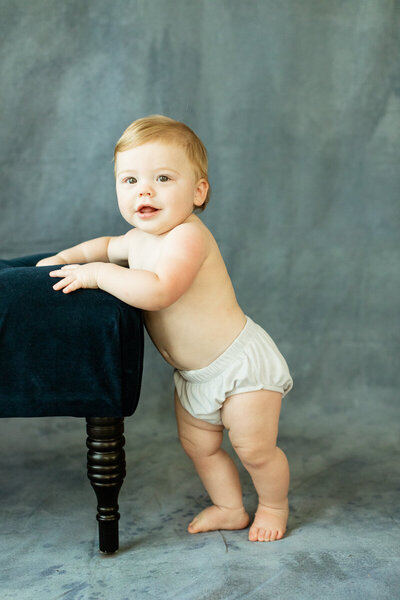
[174,389,250,533]
[221,390,289,542]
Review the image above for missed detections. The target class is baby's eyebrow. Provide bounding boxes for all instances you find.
[118,168,180,175]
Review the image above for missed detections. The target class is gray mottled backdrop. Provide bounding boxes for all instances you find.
[1,2,399,453]
[1,1,400,597]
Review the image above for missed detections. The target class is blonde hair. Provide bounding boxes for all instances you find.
[113,114,211,213]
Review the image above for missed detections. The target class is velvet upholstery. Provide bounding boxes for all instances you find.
[0,253,144,418]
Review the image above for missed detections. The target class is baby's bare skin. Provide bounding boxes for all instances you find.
[42,140,290,542]
[128,216,289,542]
[127,214,247,371]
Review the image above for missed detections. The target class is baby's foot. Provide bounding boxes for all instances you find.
[248,499,289,542]
[188,505,250,534]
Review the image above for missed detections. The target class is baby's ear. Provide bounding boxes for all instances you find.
[194,179,209,207]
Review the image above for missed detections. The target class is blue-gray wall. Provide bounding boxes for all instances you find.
[1,1,399,419]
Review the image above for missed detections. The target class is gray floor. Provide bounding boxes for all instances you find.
[1,358,399,600]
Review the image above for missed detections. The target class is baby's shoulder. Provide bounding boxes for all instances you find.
[178,214,215,243]
[181,218,225,270]
[160,221,207,264]
[123,226,143,245]
[121,227,143,256]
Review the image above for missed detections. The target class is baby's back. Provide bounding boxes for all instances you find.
[127,215,246,370]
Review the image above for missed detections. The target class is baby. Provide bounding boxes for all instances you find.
[37,115,294,543]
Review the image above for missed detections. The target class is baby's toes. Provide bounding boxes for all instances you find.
[188,520,198,533]
[257,528,266,542]
[248,525,259,542]
[269,530,278,541]
[264,529,275,542]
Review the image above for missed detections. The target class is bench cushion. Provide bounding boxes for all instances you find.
[0,253,144,417]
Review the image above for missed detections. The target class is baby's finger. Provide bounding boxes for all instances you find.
[49,265,79,277]
[52,276,73,290]
[49,268,73,277]
[62,280,81,293]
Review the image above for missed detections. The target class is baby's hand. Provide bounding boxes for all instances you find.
[49,263,103,294]
[36,255,67,267]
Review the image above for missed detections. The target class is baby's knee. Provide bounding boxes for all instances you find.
[178,429,223,461]
[175,393,224,459]
[230,436,278,469]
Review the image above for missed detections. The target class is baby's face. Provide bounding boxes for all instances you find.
[115,141,208,235]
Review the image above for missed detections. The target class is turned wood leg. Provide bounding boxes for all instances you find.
[86,417,126,553]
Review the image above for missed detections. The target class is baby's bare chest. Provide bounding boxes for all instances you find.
[124,232,244,369]
[124,228,243,369]
[127,232,165,271]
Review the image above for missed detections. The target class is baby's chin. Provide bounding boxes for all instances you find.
[130,213,194,235]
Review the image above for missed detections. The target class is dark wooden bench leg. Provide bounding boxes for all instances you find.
[86,417,126,553]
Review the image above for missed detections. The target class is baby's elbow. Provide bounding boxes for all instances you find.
[156,276,194,310]
[155,286,181,311]
[153,295,175,311]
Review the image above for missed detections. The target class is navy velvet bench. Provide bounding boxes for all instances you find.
[0,253,144,553]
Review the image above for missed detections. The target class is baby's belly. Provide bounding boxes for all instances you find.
[144,307,247,371]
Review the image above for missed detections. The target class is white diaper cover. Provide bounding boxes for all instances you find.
[173,315,293,426]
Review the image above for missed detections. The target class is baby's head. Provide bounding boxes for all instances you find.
[114,115,211,214]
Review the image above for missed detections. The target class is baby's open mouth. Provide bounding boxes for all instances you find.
[138,206,159,215]
[139,207,158,213]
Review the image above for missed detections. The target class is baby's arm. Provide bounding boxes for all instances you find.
[50,223,207,310]
[36,236,117,266]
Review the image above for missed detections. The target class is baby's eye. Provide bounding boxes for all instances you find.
[157,175,170,182]
[125,177,136,184]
